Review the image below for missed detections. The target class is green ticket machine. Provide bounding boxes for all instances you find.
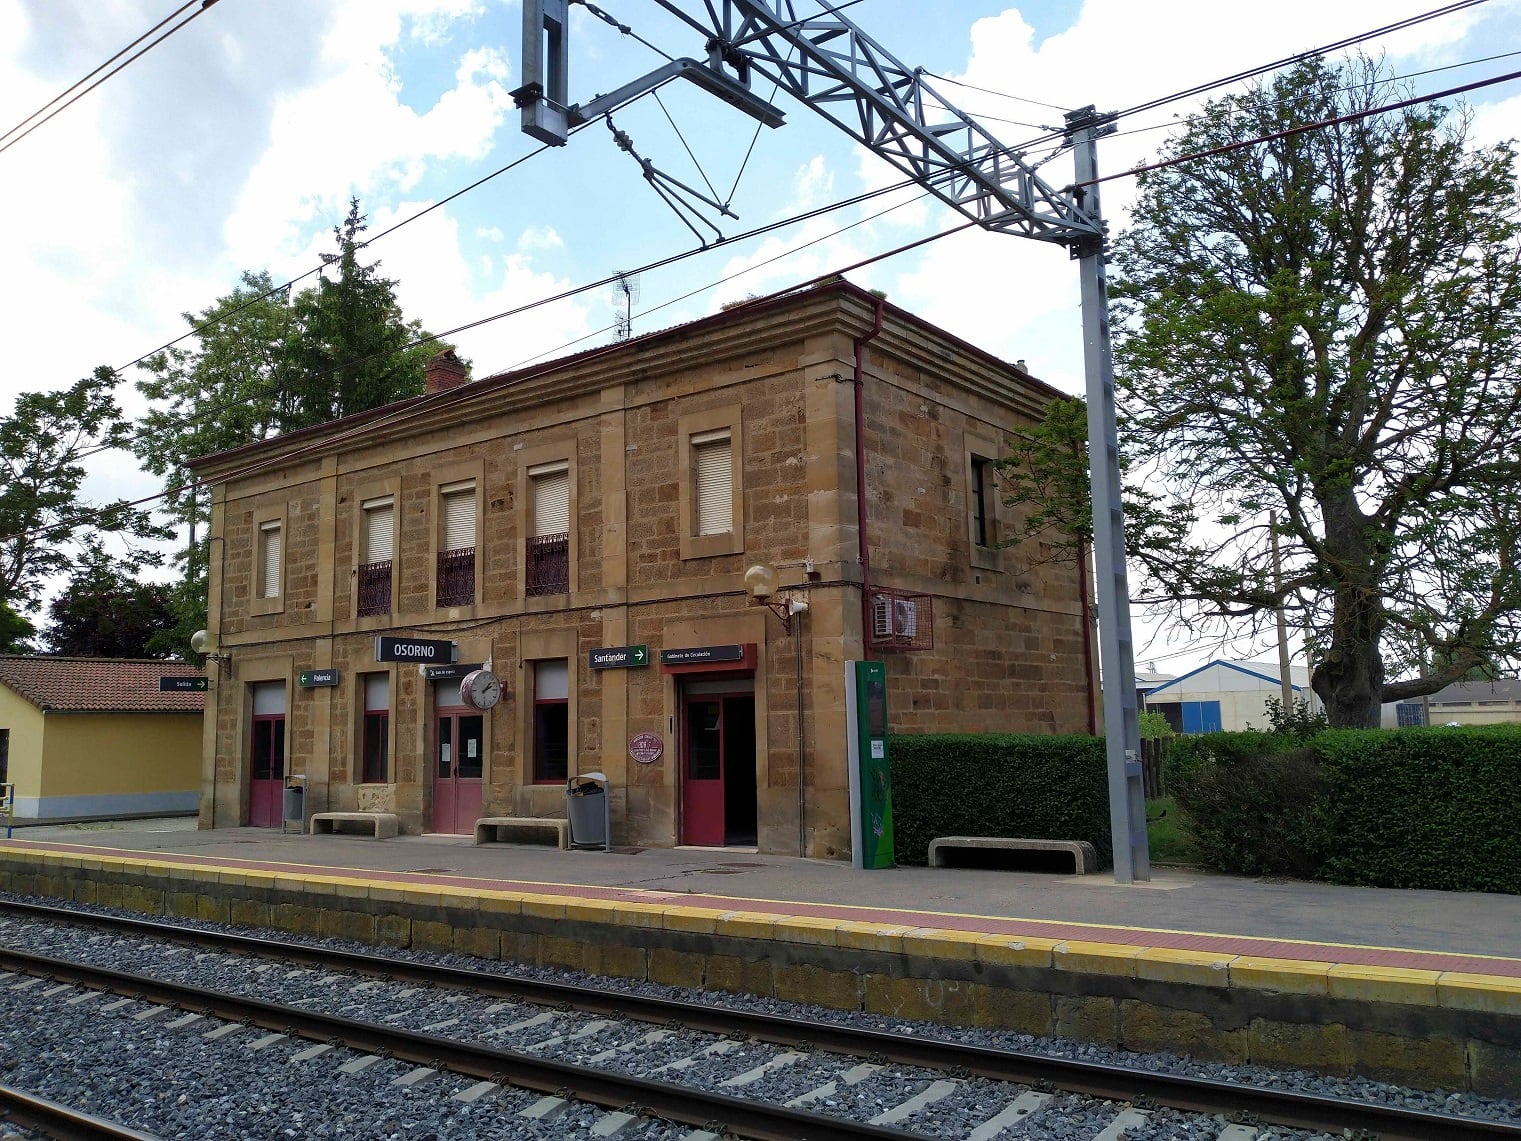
[844,660,894,869]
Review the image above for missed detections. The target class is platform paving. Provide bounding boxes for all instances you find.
[3,824,1519,971]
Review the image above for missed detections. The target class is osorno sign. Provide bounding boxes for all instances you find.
[374,636,457,663]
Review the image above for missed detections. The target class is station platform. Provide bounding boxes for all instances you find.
[1,825,1519,1093]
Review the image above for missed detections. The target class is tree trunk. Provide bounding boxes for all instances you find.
[1311,495,1387,728]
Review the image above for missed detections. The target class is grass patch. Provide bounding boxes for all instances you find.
[1146,796,1199,865]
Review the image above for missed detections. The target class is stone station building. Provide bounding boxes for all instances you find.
[191,281,1096,857]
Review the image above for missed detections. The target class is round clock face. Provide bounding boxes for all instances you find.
[460,669,502,710]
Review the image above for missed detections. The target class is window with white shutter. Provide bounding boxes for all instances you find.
[363,498,394,562]
[692,429,732,536]
[440,483,475,551]
[259,521,282,599]
[678,408,743,560]
[529,462,569,537]
[436,482,476,607]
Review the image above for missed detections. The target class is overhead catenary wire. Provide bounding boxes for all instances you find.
[980,0,1495,157]
[96,0,1486,390]
[1070,65,1521,191]
[0,0,202,147]
[0,0,221,158]
[9,206,974,547]
[89,57,1521,542]
[13,3,1507,537]
[1102,46,1521,144]
[128,168,935,448]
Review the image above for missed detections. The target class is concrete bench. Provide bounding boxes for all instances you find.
[474,817,569,849]
[309,812,399,839]
[928,836,1099,875]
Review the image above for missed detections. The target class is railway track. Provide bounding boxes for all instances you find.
[0,1084,160,1141]
[2,898,1517,1141]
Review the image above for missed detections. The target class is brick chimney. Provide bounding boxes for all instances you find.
[424,348,468,395]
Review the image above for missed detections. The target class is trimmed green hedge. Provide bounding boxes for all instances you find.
[1311,726,1521,892]
[889,733,1111,867]
[1169,725,1521,894]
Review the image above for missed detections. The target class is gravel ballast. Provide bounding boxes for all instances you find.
[2,892,1517,1139]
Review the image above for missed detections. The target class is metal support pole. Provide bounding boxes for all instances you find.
[1271,511,1295,713]
[1068,108,1150,884]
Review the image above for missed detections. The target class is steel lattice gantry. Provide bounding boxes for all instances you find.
[513,0,1150,881]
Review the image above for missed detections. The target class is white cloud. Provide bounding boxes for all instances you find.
[223,16,512,265]
[516,224,564,250]
[361,201,598,376]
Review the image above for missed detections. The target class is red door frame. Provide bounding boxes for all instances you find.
[248,712,285,828]
[431,708,484,834]
[679,684,755,846]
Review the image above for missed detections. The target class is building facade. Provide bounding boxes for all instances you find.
[1144,659,1320,734]
[192,283,1096,857]
[0,656,204,820]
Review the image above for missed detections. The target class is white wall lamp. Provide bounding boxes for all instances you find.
[745,564,809,633]
[190,629,228,670]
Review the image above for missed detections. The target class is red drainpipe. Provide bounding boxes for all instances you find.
[853,298,885,660]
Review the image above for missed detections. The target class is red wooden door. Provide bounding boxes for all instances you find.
[681,698,725,845]
[248,714,285,828]
[431,711,484,834]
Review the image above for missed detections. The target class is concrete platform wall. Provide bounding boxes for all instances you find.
[2,846,1517,1095]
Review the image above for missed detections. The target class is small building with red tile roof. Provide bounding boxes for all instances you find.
[0,656,204,821]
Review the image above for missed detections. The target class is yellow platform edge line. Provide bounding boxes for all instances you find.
[4,841,1521,979]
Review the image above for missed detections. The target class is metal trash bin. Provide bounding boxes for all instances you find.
[565,772,610,851]
[282,776,306,835]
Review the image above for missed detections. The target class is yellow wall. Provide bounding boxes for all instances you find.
[0,687,45,799]
[39,713,202,796]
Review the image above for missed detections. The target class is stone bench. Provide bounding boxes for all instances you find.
[474,817,569,849]
[928,836,1099,875]
[308,812,399,839]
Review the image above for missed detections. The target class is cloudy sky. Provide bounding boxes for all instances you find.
[4,0,1520,670]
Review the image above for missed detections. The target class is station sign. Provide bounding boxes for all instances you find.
[659,644,744,666]
[159,676,208,692]
[422,662,484,681]
[298,669,340,689]
[374,635,457,663]
[589,644,649,670]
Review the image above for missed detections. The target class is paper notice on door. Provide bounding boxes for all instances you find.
[440,744,451,766]
[468,739,478,758]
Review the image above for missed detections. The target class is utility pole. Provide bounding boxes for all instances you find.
[1271,511,1294,713]
[1069,107,1149,884]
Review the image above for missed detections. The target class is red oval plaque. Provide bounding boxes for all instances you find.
[628,731,664,764]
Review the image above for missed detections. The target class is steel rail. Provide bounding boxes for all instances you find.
[0,1083,163,1141]
[0,944,915,1141]
[4,899,1520,1140]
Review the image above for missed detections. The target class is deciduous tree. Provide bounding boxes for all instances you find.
[40,546,175,658]
[999,58,1521,727]
[0,368,164,618]
[134,199,453,652]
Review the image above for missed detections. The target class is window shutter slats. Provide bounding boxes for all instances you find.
[364,503,394,562]
[442,489,475,551]
[694,436,732,536]
[533,470,570,536]
[260,523,281,599]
